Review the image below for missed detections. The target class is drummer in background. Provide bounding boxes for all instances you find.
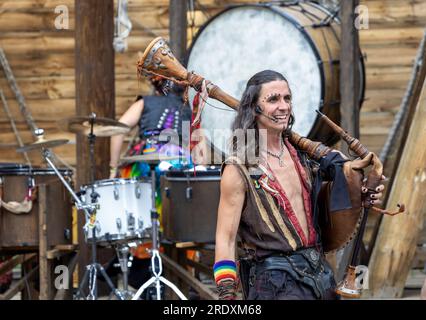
[109,75,192,179]
[109,75,192,295]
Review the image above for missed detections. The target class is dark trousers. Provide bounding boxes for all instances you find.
[243,248,338,300]
[247,269,337,300]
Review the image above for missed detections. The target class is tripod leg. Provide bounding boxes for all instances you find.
[75,266,90,300]
[132,277,156,300]
[116,245,130,296]
[159,276,188,300]
[97,264,125,300]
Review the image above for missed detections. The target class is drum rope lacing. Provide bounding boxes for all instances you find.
[113,0,132,53]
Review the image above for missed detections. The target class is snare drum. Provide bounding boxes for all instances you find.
[80,178,152,245]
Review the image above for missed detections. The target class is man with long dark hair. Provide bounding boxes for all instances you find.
[213,70,384,300]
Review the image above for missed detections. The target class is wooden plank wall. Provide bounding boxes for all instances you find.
[0,0,425,168]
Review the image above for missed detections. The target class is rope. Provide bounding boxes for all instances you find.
[51,152,76,173]
[0,198,33,214]
[379,30,426,162]
[0,90,32,166]
[0,48,38,136]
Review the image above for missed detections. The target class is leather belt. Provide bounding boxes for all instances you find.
[252,248,335,299]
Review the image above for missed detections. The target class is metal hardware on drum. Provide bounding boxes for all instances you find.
[132,164,187,301]
[121,154,182,163]
[162,168,221,243]
[79,178,152,245]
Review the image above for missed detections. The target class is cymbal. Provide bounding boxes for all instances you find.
[121,153,183,164]
[16,139,69,152]
[58,116,130,137]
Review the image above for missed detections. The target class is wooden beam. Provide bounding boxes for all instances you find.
[340,0,360,139]
[0,253,36,276]
[161,252,218,300]
[38,183,52,300]
[365,78,426,298]
[74,0,115,279]
[175,242,197,249]
[0,265,39,300]
[366,32,426,261]
[46,245,78,260]
[169,0,187,63]
[336,0,361,280]
[186,258,213,276]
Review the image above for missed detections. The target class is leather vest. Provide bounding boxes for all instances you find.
[223,142,321,260]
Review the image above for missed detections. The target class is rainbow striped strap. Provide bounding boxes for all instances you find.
[213,260,237,284]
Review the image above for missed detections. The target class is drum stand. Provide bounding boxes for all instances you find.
[132,166,187,300]
[38,115,124,300]
[76,113,125,300]
[115,244,133,299]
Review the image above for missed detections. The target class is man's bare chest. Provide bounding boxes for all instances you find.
[269,160,303,199]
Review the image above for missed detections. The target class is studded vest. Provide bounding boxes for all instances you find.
[137,94,191,139]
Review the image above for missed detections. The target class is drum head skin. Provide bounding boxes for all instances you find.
[187,5,322,155]
[0,163,72,176]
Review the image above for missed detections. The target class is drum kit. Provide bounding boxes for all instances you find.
[15,113,187,300]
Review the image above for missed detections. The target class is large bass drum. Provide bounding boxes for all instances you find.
[186,2,365,155]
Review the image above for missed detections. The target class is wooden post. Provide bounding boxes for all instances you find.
[365,81,426,298]
[336,0,361,281]
[169,0,187,63]
[38,184,52,300]
[340,0,360,139]
[74,0,115,279]
[366,32,426,261]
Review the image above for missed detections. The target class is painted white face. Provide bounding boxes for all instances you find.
[256,80,292,132]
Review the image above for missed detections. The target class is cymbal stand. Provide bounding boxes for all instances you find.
[36,118,123,300]
[132,165,187,300]
[77,113,124,300]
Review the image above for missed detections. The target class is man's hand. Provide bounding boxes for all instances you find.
[361,175,386,206]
